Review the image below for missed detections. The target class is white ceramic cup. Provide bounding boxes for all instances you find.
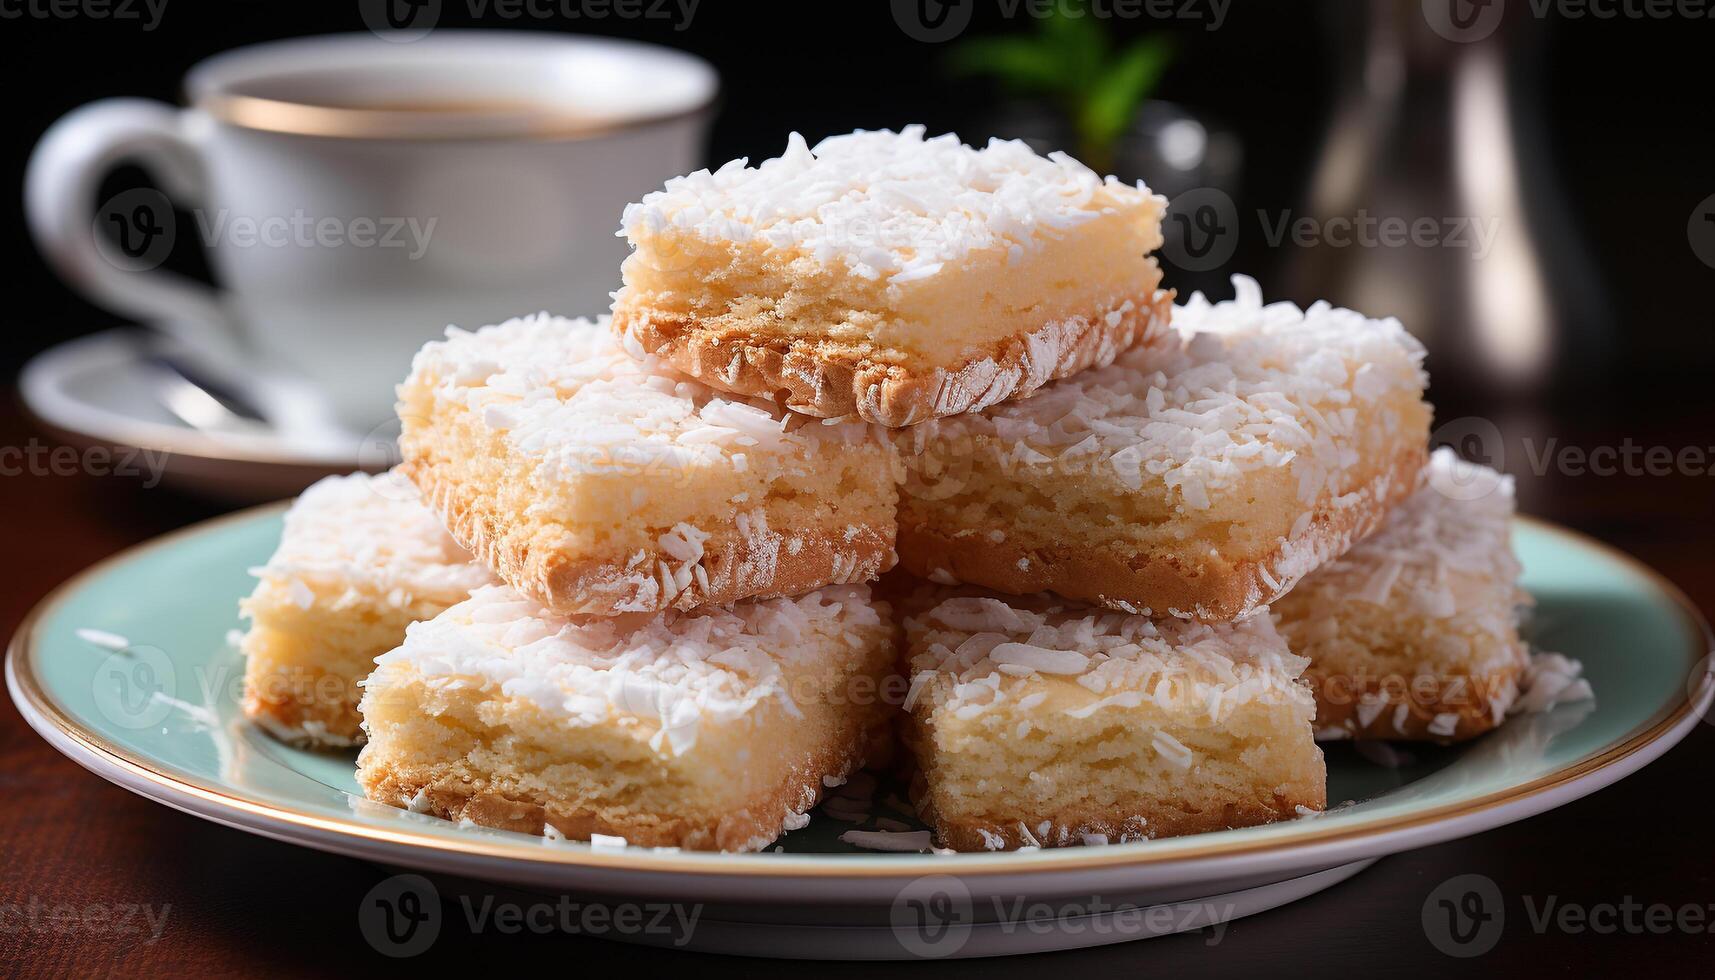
[26,31,716,430]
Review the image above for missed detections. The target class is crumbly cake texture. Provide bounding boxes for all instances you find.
[356,583,897,852]
[612,126,1172,427]
[1274,450,1530,743]
[397,313,903,618]
[900,587,1324,851]
[240,472,495,748]
[896,276,1432,622]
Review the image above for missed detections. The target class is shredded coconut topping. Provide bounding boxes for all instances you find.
[1294,449,1522,634]
[404,314,882,479]
[904,590,1310,721]
[619,125,1162,286]
[251,472,495,610]
[1512,651,1595,714]
[374,583,883,757]
[905,275,1428,513]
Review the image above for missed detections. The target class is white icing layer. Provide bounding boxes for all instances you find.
[906,275,1428,513]
[905,592,1310,721]
[1303,449,1521,630]
[252,472,493,609]
[404,313,882,478]
[375,583,883,757]
[619,125,1163,286]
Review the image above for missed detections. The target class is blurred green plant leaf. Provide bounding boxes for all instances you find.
[946,36,1065,93]
[1042,11,1107,92]
[946,11,1176,166]
[1078,35,1174,159]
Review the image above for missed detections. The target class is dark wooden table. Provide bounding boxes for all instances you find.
[3,388,1711,977]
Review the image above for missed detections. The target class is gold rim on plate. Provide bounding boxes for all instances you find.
[7,509,1712,878]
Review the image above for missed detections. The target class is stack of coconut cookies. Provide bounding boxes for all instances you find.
[239,127,1561,853]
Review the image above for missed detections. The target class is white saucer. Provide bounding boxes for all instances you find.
[20,328,384,500]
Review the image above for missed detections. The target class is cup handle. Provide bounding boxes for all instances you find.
[25,98,245,365]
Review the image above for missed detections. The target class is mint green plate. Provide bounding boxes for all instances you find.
[8,506,1711,957]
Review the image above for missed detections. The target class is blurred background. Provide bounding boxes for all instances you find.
[2,0,1712,539]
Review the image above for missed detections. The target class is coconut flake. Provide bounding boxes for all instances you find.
[75,628,130,651]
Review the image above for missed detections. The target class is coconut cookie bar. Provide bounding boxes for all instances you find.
[1274,450,1530,742]
[613,126,1173,427]
[240,472,496,748]
[900,588,1324,851]
[398,313,901,618]
[896,276,1432,622]
[356,583,896,851]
